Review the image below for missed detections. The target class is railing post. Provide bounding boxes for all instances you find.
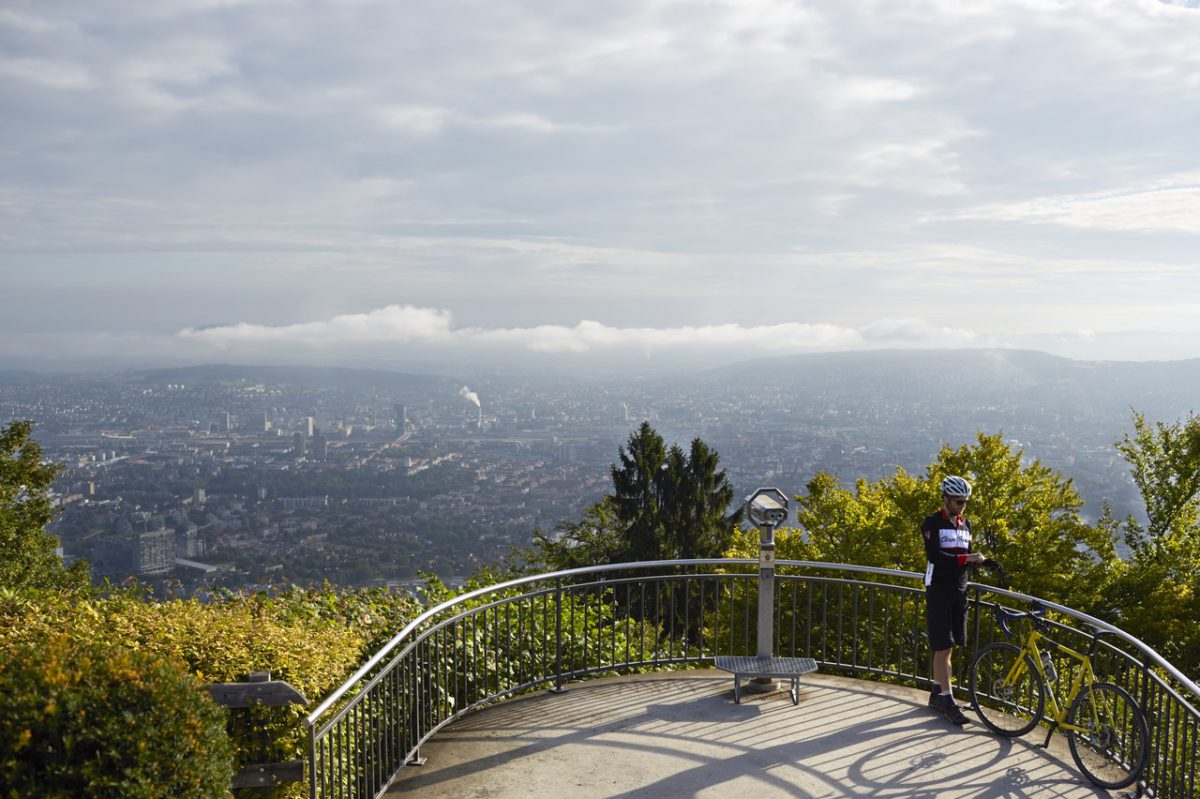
[550,577,567,693]
[308,722,317,799]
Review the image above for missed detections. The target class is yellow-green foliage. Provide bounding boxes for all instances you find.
[0,634,235,799]
[0,584,420,799]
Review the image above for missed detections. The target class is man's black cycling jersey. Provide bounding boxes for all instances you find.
[921,509,973,590]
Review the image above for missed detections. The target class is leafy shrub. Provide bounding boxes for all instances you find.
[0,635,234,799]
[0,583,421,799]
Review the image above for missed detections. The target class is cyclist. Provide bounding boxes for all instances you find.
[922,475,987,725]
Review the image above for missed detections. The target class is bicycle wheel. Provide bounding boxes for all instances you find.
[1066,681,1149,789]
[969,641,1045,736]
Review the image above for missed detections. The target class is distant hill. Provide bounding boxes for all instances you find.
[704,349,1200,420]
[0,369,42,386]
[135,364,463,393]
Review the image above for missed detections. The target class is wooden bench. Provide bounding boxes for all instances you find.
[713,656,818,705]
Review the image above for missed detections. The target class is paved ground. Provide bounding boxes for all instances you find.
[387,670,1124,798]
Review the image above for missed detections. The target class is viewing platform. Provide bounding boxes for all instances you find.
[389,671,1113,798]
[305,560,1199,799]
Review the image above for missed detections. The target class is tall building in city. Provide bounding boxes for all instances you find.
[394,404,408,429]
[135,529,175,575]
[293,431,307,457]
[302,416,315,436]
[312,432,328,460]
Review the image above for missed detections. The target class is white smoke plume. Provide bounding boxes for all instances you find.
[459,386,481,407]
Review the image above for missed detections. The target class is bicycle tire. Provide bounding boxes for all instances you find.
[1066,681,1149,790]
[969,641,1045,737]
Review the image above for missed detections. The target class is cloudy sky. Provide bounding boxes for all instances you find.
[3,0,1200,372]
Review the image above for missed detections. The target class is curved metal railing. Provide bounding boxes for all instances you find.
[305,560,1200,799]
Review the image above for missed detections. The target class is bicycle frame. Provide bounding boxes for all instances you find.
[1012,625,1099,747]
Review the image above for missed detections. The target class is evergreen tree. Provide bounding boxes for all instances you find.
[610,422,740,562]
[536,423,740,570]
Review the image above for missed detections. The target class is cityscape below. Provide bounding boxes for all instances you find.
[4,348,1198,594]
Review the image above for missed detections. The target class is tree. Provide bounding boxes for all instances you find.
[610,421,669,562]
[0,420,88,591]
[1115,410,1200,575]
[536,423,740,570]
[1108,411,1200,674]
[610,423,740,562]
[775,433,1116,612]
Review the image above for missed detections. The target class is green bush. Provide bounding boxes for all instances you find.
[0,635,234,799]
[0,583,422,799]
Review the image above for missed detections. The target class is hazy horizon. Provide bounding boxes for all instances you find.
[5,1,1200,372]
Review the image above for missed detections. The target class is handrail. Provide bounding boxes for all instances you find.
[305,558,741,725]
[305,558,932,725]
[305,558,1200,725]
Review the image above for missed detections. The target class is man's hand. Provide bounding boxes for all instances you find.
[965,552,985,565]
[980,557,1005,574]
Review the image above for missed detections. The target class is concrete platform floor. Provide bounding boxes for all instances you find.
[387,670,1127,798]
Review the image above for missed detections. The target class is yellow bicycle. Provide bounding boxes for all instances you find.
[968,602,1150,790]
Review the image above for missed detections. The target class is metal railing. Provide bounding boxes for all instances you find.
[305,560,1200,799]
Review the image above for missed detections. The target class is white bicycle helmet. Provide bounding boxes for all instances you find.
[941,475,972,499]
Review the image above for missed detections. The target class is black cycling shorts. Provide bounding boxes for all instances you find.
[926,585,968,650]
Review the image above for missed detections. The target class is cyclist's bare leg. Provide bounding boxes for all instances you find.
[933,647,954,696]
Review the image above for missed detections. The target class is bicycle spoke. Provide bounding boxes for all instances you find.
[969,642,1044,737]
[1066,682,1149,790]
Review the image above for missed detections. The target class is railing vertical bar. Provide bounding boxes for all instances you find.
[804,578,813,657]
[867,586,875,672]
[1165,687,1178,799]
[1187,712,1197,799]
[821,582,830,666]
[852,583,860,671]
[684,577,691,661]
[788,577,798,658]
[541,588,548,681]
[672,575,681,657]
[727,576,735,656]
[743,574,751,655]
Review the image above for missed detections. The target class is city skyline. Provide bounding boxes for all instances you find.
[4,1,1200,372]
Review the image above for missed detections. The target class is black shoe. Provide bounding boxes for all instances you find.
[927,684,942,708]
[941,696,969,726]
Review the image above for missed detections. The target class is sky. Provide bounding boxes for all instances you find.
[3,0,1200,373]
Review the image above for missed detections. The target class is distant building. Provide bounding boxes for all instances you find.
[293,431,306,457]
[136,529,175,575]
[312,432,328,460]
[193,487,207,506]
[176,525,199,558]
[394,404,408,429]
[302,416,314,436]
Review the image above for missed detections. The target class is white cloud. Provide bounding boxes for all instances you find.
[943,175,1200,233]
[178,305,456,348]
[176,305,989,355]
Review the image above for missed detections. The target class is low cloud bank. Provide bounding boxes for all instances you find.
[177,304,982,355]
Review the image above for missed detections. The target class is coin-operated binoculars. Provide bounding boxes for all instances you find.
[745,488,788,660]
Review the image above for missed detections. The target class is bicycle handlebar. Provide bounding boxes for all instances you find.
[992,601,1115,656]
[993,601,1047,637]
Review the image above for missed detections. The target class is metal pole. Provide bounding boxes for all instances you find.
[757,521,776,658]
